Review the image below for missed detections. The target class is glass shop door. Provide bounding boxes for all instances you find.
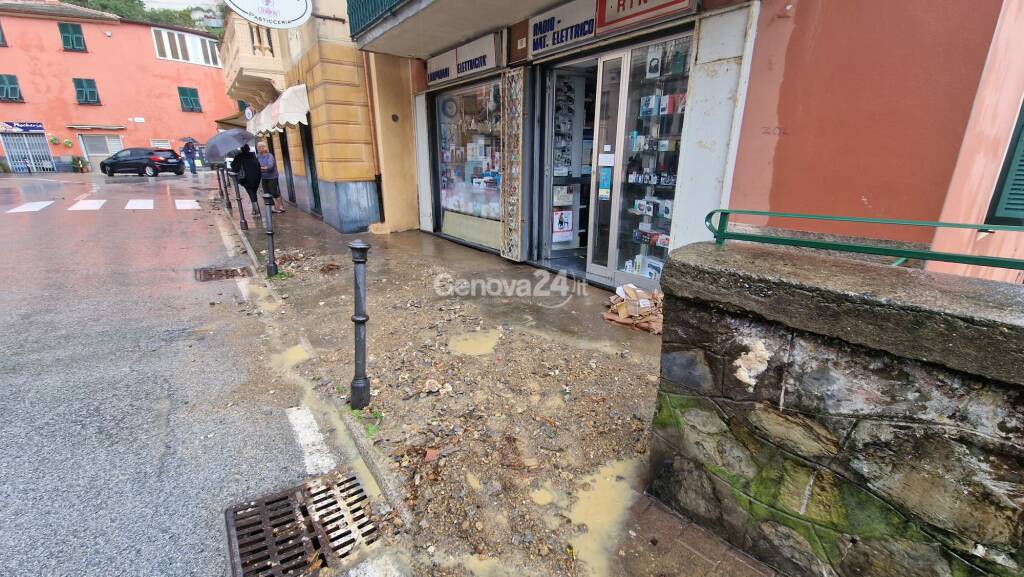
[585,53,626,285]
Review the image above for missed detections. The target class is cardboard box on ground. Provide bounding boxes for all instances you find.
[603,283,664,334]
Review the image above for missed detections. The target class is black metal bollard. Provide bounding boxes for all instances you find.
[263,191,278,278]
[220,165,232,209]
[348,240,371,409]
[230,171,248,230]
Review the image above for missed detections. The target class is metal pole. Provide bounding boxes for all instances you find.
[263,191,278,278]
[230,171,248,230]
[214,164,224,199]
[348,240,370,409]
[220,166,232,209]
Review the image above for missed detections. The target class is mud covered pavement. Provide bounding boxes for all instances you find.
[237,211,774,577]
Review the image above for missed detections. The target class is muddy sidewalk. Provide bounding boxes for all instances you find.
[235,209,773,577]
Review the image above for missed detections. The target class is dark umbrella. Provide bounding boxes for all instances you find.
[178,136,199,144]
[205,128,254,163]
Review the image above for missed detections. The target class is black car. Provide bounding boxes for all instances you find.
[100,148,184,177]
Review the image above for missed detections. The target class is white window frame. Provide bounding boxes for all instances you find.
[150,138,172,149]
[151,27,221,68]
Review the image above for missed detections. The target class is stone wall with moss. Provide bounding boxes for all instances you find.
[649,242,1024,577]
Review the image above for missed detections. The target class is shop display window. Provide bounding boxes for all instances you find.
[616,37,691,280]
[435,79,503,221]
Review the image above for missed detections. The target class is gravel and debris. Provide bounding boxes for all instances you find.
[242,243,662,576]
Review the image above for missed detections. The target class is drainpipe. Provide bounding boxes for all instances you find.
[362,50,386,225]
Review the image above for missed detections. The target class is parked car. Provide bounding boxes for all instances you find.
[100,148,184,177]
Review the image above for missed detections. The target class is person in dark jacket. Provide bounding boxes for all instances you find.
[230,144,262,217]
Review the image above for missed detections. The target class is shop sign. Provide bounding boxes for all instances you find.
[529,0,596,58]
[456,34,498,77]
[225,0,311,29]
[0,121,44,133]
[427,49,457,85]
[427,33,500,86]
[596,0,695,35]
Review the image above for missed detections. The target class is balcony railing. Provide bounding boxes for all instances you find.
[348,0,407,37]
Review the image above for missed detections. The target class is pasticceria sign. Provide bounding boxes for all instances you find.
[225,0,311,29]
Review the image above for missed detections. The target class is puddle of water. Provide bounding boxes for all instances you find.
[569,458,642,577]
[273,344,310,369]
[449,329,500,356]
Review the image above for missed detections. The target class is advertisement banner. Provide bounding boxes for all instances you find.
[529,0,596,58]
[596,0,695,35]
[225,0,311,29]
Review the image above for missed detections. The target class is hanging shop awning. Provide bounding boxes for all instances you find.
[215,111,247,130]
[246,84,311,135]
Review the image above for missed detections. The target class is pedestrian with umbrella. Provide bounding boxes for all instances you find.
[230,143,262,218]
[179,137,199,175]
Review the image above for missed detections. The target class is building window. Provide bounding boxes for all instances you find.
[73,78,99,104]
[237,100,248,112]
[987,102,1024,226]
[59,23,86,52]
[150,138,172,148]
[178,87,201,112]
[0,74,22,102]
[0,19,7,47]
[152,27,220,67]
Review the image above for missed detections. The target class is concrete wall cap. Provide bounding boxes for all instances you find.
[662,242,1024,386]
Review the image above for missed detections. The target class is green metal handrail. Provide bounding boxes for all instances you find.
[705,209,1024,270]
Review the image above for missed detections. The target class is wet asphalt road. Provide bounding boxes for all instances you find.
[0,173,313,576]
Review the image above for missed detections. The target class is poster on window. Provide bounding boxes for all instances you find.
[552,209,574,242]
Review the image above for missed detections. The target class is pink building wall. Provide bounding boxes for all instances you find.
[929,0,1024,284]
[0,12,234,163]
[727,0,1001,243]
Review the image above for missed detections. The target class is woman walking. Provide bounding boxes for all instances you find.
[257,141,285,213]
[230,144,262,217]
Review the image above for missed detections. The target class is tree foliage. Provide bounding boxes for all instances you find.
[63,0,213,32]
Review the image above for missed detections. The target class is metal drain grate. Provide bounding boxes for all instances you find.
[195,267,251,281]
[225,470,379,577]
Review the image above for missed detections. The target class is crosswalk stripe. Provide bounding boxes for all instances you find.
[125,199,153,210]
[175,199,200,210]
[6,201,54,213]
[68,199,107,211]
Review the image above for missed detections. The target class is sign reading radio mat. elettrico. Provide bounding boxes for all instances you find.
[225,0,311,29]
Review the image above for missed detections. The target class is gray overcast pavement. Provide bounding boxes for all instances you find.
[0,173,315,576]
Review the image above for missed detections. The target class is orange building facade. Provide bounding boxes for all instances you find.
[0,0,235,172]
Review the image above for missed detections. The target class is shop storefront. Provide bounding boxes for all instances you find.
[426,34,506,251]
[418,0,756,290]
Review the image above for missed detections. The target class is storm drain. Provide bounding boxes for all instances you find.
[195,267,251,281]
[225,469,379,577]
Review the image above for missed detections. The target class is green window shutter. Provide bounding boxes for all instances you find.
[73,78,98,103]
[190,88,201,112]
[60,23,85,51]
[1,74,20,100]
[178,86,190,110]
[994,123,1024,220]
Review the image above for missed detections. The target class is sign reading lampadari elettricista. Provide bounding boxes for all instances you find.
[225,0,311,29]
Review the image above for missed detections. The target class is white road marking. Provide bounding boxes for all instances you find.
[175,199,200,210]
[6,201,54,213]
[236,278,249,302]
[68,199,106,211]
[72,192,91,202]
[125,199,153,210]
[286,406,337,475]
